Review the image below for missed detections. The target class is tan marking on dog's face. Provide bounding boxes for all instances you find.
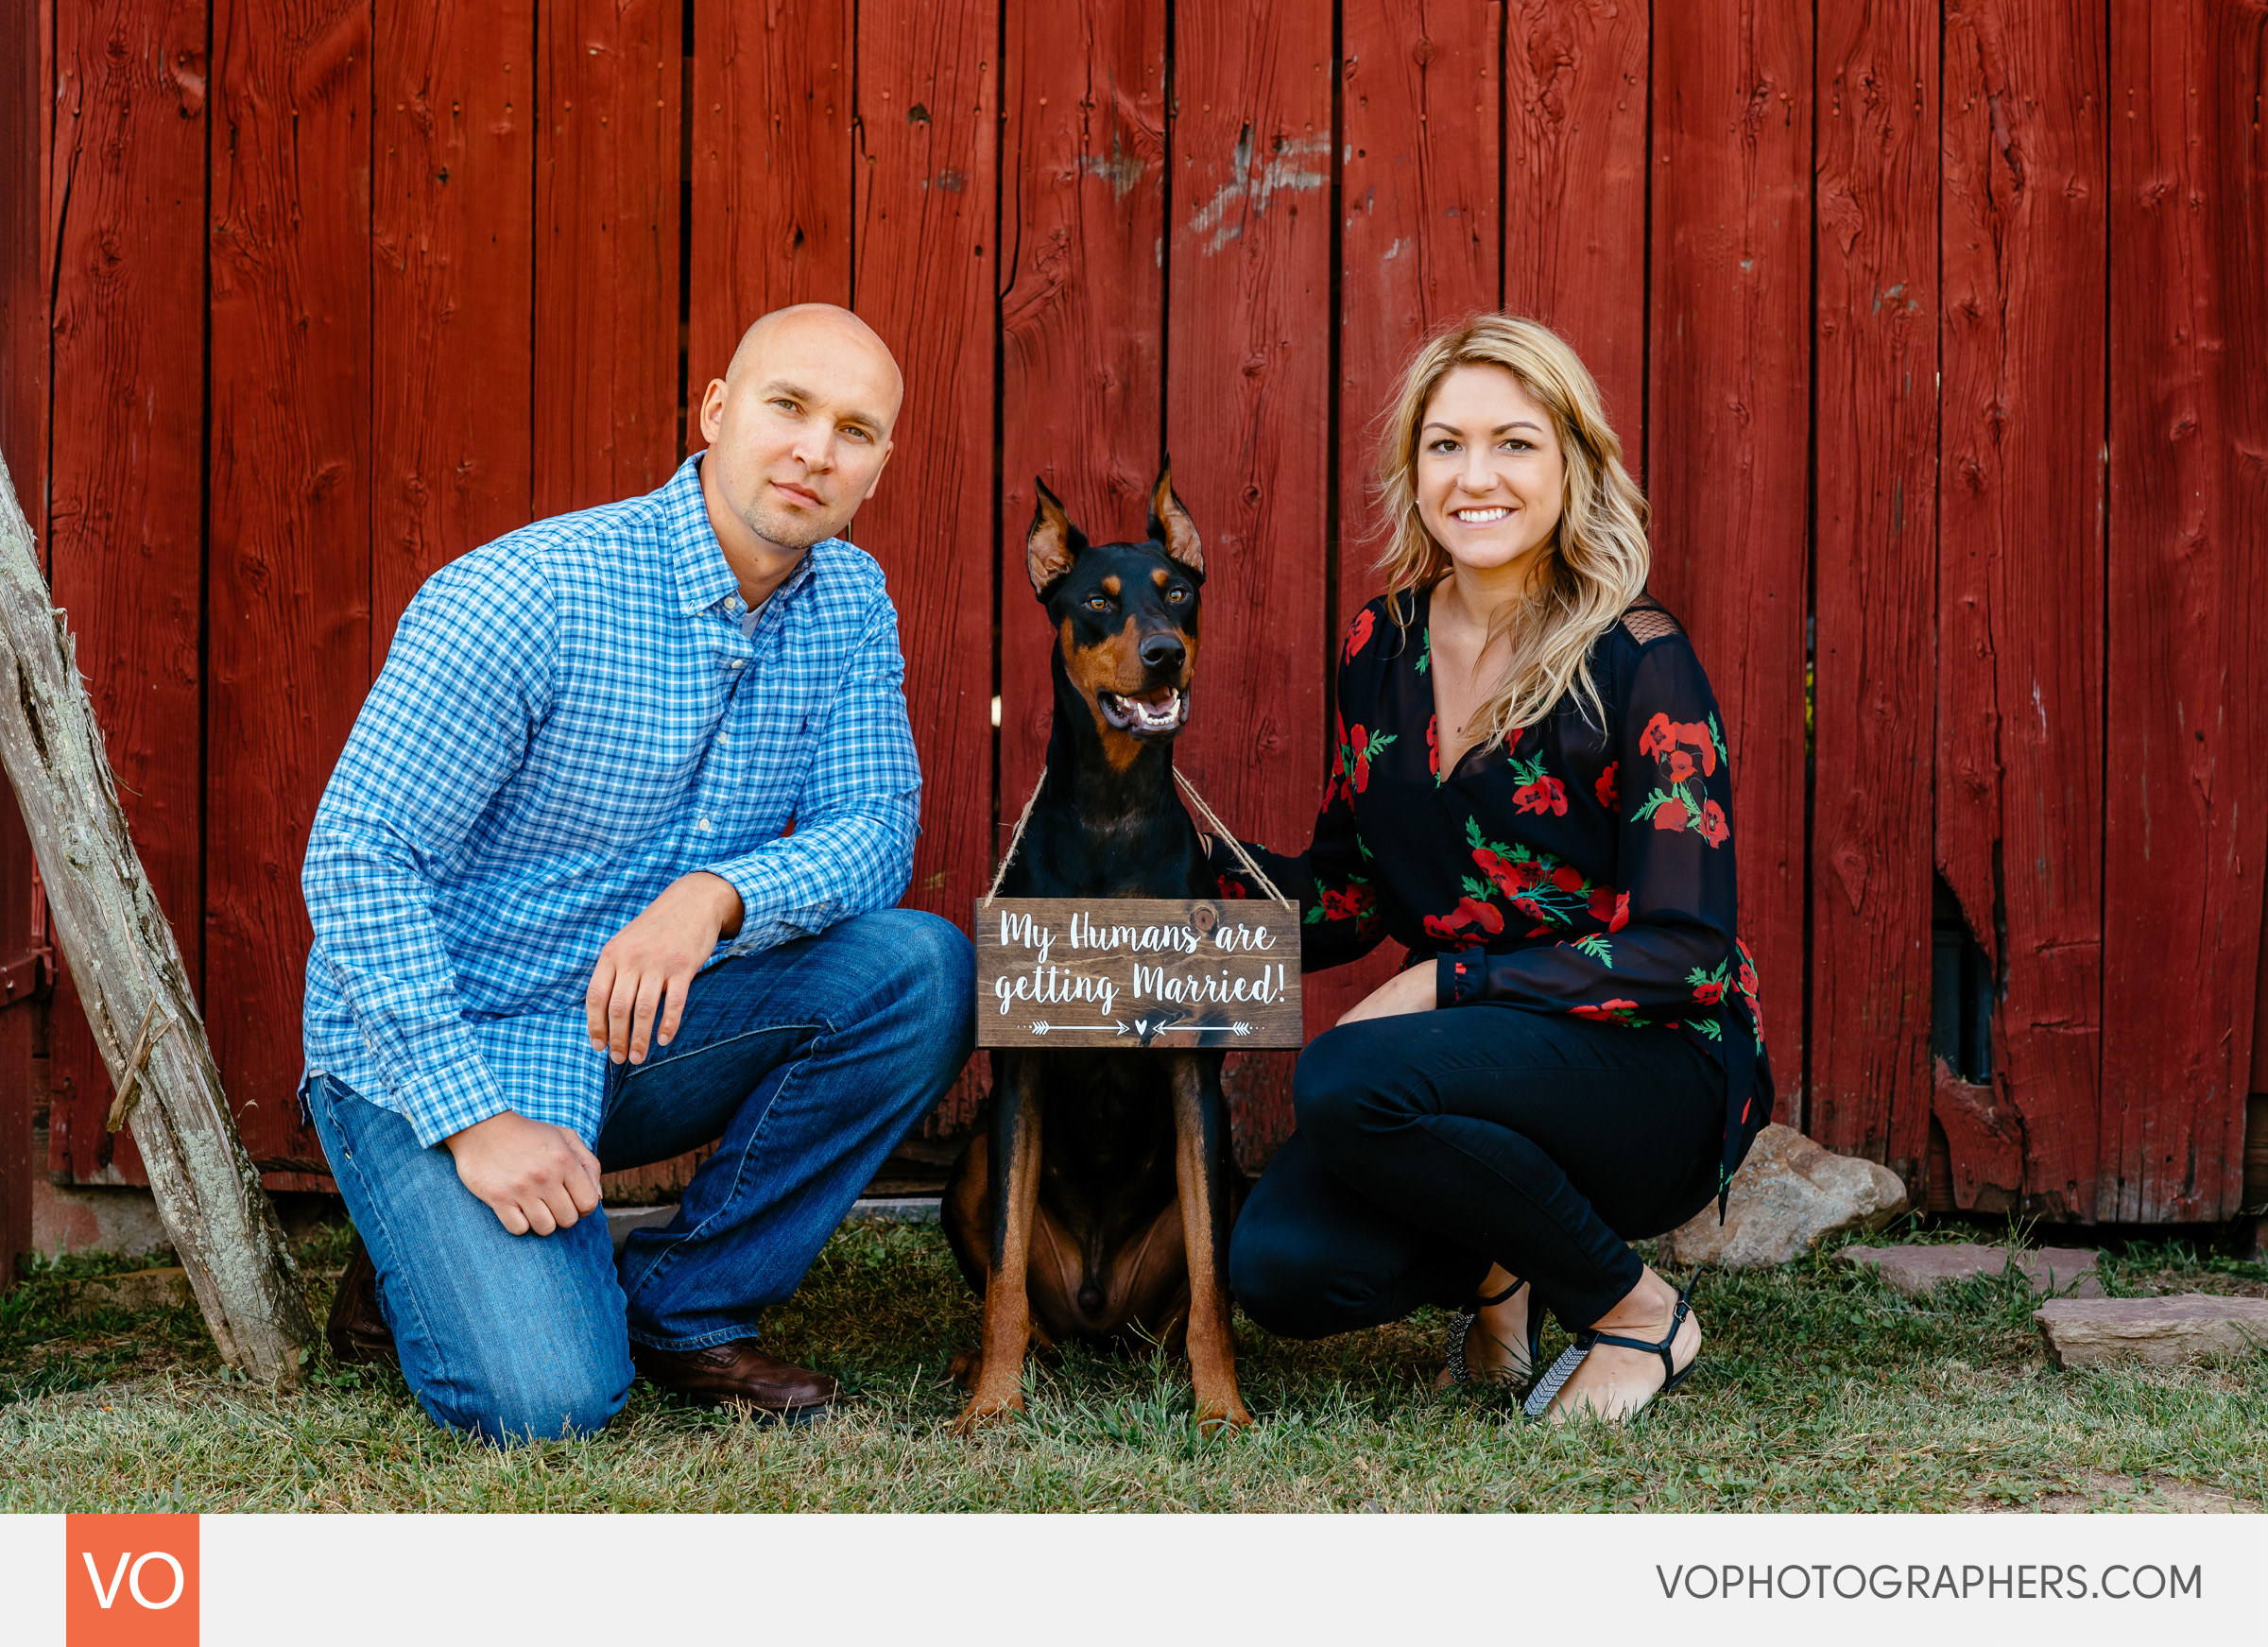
[1061,611,1152,769]
[1102,575,1122,598]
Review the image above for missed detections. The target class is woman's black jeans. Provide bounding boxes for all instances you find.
[1229,1004,1723,1336]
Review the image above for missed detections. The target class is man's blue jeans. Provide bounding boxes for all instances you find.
[306,908,974,1445]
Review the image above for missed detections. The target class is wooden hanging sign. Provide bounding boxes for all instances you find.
[975,898,1303,1049]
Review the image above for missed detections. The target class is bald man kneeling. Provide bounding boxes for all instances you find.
[299,306,974,1441]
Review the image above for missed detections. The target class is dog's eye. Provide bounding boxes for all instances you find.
[1084,594,1110,610]
[1166,588,1187,603]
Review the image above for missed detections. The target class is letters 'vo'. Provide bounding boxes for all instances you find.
[65,1514,198,1646]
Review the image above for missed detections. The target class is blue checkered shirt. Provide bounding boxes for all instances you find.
[301,456,922,1148]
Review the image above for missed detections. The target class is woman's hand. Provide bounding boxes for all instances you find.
[1335,963,1438,1026]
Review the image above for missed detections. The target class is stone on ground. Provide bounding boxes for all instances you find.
[2035,1295,2268,1368]
[606,1204,679,1253]
[1845,1243,2103,1298]
[1658,1124,1908,1269]
[70,1266,196,1310]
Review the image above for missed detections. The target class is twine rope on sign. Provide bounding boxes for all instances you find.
[982,763,1297,917]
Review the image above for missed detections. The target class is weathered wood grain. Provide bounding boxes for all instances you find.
[1503,0,1648,449]
[687,0,853,389]
[851,0,998,1096]
[974,897,1301,1048]
[1646,0,1812,1125]
[372,0,536,645]
[1808,0,1937,1181]
[205,0,374,1175]
[1166,2,1333,1162]
[1317,0,1498,1050]
[44,0,213,1187]
[0,450,318,1379]
[534,0,680,517]
[2101,0,2268,1222]
[998,0,1167,847]
[1938,0,2105,1219]
[0,0,43,1281]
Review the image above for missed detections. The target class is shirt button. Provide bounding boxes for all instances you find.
[729,659,745,670]
[696,817,713,832]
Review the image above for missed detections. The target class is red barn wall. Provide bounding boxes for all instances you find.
[2,0,2263,1227]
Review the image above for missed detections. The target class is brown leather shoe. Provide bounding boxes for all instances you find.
[631,1339,837,1421]
[326,1235,400,1368]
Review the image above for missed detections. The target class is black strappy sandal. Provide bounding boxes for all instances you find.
[1444,1277,1541,1388]
[1522,1282,1697,1420]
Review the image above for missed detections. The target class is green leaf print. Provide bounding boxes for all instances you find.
[1573,933,1614,966]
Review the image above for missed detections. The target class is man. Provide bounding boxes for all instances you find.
[301,304,973,1444]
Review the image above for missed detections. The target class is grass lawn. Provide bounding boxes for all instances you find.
[3,1217,2263,1513]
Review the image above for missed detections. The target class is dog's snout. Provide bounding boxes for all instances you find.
[1138,632,1185,673]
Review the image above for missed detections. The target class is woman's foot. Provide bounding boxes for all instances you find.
[1541,1266,1699,1423]
[1435,1264,1534,1388]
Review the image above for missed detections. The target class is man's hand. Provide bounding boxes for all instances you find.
[445,1110,605,1236]
[1335,963,1437,1026]
[585,870,745,1065]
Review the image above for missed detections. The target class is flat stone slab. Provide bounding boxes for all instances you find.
[1845,1243,2103,1298]
[70,1266,195,1311]
[606,1205,679,1253]
[844,1195,941,1226]
[2036,1295,2268,1368]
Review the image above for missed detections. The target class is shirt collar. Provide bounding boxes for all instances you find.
[662,454,827,621]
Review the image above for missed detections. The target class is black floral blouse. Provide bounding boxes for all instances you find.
[1210,585,1775,1205]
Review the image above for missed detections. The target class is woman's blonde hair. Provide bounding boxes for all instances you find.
[1373,313,1650,746]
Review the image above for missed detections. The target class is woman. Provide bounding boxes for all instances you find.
[1209,315,1772,1421]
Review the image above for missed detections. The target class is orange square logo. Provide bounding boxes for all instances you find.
[65,1515,198,1647]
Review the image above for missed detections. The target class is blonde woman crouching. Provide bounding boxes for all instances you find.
[1204,315,1774,1422]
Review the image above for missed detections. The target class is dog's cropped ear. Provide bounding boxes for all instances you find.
[1026,477,1088,597]
[1147,462,1204,579]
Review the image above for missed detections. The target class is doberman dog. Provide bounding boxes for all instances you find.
[942,468,1253,1434]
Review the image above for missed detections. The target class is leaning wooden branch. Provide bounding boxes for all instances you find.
[0,455,317,1384]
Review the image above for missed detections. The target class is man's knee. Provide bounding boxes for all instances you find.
[840,909,973,1011]
[416,1334,630,1447]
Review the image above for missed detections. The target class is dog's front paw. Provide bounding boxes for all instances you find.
[1193,1395,1254,1436]
[951,1393,1024,1437]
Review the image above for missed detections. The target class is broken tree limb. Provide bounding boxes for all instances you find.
[0,453,318,1384]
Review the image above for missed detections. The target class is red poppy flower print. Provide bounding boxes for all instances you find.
[1453,895,1504,935]
[1570,998,1640,1021]
[1677,722,1720,776]
[1472,848,1525,901]
[1586,886,1630,932]
[1692,977,1725,1006]
[1427,714,1440,778]
[1216,874,1250,901]
[1346,725,1397,792]
[1594,762,1619,811]
[1513,775,1569,816]
[1551,865,1586,896]
[1666,750,1696,783]
[1651,797,1689,832]
[1343,607,1376,662]
[1317,884,1377,924]
[1639,712,1676,758]
[1697,799,1729,848]
[1422,910,1469,943]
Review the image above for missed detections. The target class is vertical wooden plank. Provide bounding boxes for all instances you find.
[371,0,537,646]
[534,0,680,517]
[851,0,997,992]
[2102,0,2268,1222]
[1647,0,1811,1117]
[206,0,373,1168]
[997,0,1166,860]
[687,0,853,389]
[1166,2,1333,1163]
[43,0,212,1185]
[1319,0,1499,1069]
[0,0,45,1276]
[1806,1,1937,1177]
[1939,0,2105,1218]
[1502,0,1648,446]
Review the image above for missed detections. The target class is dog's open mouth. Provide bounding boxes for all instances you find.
[1098,687,1188,736]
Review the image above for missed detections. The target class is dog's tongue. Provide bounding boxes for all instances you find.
[1132,688,1177,707]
